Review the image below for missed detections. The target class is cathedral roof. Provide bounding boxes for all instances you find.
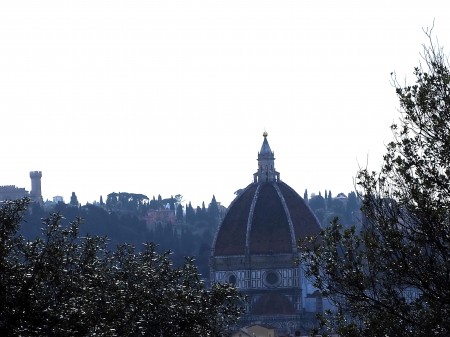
[212,133,321,256]
[251,293,296,315]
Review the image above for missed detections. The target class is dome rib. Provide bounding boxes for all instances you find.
[277,182,322,240]
[245,183,261,254]
[273,182,297,252]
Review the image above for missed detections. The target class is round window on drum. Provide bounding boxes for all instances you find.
[264,271,280,287]
[228,274,237,285]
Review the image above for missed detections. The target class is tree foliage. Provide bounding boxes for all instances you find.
[299,32,450,337]
[106,192,150,213]
[0,198,243,336]
[208,195,220,229]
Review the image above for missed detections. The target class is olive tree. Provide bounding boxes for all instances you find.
[299,32,450,337]
[0,198,243,336]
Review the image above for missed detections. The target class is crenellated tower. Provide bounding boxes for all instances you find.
[29,171,43,204]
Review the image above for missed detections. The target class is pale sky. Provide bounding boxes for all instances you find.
[1,1,449,207]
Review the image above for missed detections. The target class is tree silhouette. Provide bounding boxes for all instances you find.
[0,198,243,336]
[300,33,450,337]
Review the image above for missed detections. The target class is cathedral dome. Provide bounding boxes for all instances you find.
[213,181,320,256]
[210,133,323,331]
[212,133,321,257]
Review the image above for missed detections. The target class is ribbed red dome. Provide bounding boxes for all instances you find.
[213,181,320,256]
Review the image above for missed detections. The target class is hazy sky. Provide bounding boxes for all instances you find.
[1,1,449,207]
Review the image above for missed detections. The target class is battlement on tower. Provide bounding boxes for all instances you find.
[30,171,42,178]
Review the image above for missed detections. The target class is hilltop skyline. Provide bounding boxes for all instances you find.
[1,1,449,207]
[1,159,353,208]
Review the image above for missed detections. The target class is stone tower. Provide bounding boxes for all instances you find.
[29,171,43,204]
